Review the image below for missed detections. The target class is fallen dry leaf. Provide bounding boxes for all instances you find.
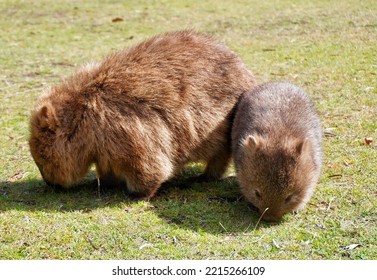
[112,17,124,22]
[344,243,362,250]
[8,170,28,183]
[324,127,336,137]
[364,137,373,145]
[272,239,281,249]
[139,243,152,250]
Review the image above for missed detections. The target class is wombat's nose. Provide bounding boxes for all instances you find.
[44,179,63,191]
[262,215,281,222]
[260,209,282,223]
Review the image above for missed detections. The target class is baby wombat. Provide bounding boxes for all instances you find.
[29,30,256,199]
[232,82,322,222]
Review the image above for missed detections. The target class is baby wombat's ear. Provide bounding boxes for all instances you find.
[295,138,312,156]
[35,104,58,131]
[244,135,263,152]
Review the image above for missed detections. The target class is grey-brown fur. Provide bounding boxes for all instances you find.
[232,82,322,221]
[29,30,256,199]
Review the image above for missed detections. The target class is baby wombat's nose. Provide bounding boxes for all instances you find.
[262,215,281,222]
[260,209,282,223]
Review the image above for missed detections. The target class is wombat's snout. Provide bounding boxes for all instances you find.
[259,208,283,223]
[44,179,63,191]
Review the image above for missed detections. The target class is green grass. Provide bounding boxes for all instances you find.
[0,0,376,259]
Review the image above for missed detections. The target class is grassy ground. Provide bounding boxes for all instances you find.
[0,0,376,259]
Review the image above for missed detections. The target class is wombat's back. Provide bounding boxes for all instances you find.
[232,82,322,221]
[94,30,256,165]
[30,30,256,197]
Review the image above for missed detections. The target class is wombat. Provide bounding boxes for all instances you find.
[232,82,322,222]
[29,30,256,199]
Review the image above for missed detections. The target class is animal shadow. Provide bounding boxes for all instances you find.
[0,170,272,234]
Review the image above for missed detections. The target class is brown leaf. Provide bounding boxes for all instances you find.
[8,170,28,183]
[364,137,373,145]
[112,17,124,22]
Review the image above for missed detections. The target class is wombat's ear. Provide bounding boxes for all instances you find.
[245,135,261,151]
[296,138,311,155]
[37,104,58,131]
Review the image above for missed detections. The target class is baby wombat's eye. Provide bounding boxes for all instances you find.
[255,190,261,198]
[285,194,294,203]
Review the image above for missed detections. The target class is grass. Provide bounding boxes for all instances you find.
[0,0,376,259]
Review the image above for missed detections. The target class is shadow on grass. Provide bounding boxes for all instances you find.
[0,171,129,212]
[0,171,273,234]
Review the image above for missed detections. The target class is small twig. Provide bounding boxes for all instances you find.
[219,222,228,233]
[139,243,152,250]
[326,197,335,211]
[87,237,99,250]
[272,239,281,249]
[96,176,101,198]
[254,207,269,231]
[328,174,342,178]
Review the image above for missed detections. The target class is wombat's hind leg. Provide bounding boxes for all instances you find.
[98,171,161,200]
[99,172,126,189]
[125,177,163,201]
[189,147,232,184]
[205,146,232,179]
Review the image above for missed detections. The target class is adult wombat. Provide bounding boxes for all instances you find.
[232,82,322,221]
[29,30,256,199]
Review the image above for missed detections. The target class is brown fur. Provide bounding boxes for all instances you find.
[29,30,256,199]
[232,82,322,221]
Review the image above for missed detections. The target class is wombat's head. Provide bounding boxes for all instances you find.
[29,98,92,188]
[237,134,319,222]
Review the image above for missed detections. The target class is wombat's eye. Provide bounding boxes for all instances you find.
[255,190,261,198]
[285,194,293,203]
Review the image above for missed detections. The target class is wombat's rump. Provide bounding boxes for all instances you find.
[29,30,256,198]
[232,82,322,221]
